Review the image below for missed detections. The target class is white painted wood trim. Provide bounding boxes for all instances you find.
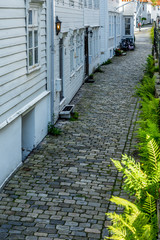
[0,91,50,130]
[0,162,22,190]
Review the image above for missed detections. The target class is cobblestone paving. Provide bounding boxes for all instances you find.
[0,28,152,240]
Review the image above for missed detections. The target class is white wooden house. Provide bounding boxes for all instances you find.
[100,0,108,64]
[53,0,101,121]
[107,0,122,58]
[0,0,52,187]
[120,0,135,40]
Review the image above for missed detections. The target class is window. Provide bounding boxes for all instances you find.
[88,0,92,8]
[125,17,131,35]
[84,0,87,7]
[76,35,80,67]
[112,16,114,37]
[70,36,74,73]
[79,0,83,8]
[80,34,83,63]
[69,0,74,7]
[109,15,112,37]
[28,8,39,69]
[56,0,64,4]
[117,16,120,35]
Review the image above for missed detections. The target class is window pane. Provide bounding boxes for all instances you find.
[35,47,38,64]
[28,10,32,25]
[34,10,38,25]
[34,31,38,47]
[125,18,130,24]
[29,31,32,48]
[29,49,33,66]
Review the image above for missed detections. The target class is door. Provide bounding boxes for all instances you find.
[59,38,64,101]
[84,28,89,78]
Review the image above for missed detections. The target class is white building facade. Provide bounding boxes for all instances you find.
[107,0,122,58]
[0,0,52,187]
[53,0,101,121]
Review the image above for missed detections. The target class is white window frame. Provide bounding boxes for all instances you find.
[79,0,83,8]
[109,15,112,38]
[80,34,83,63]
[112,15,114,37]
[88,0,92,8]
[27,5,41,73]
[69,0,74,7]
[117,16,120,36]
[76,34,80,67]
[70,36,74,74]
[124,17,131,36]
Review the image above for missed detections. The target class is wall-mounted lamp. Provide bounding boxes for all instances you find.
[90,30,93,38]
[56,16,62,35]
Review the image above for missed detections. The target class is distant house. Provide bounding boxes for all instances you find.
[100,0,108,64]
[108,0,122,58]
[135,0,160,26]
[0,0,52,187]
[121,0,135,40]
[53,0,101,121]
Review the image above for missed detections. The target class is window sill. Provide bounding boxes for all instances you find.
[27,65,41,75]
[109,37,114,40]
[70,71,76,78]
[76,64,83,72]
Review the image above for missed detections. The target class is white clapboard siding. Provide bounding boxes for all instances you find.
[0,65,46,96]
[0,36,26,50]
[1,71,47,106]
[1,86,47,124]
[0,0,47,125]
[0,52,26,68]
[1,79,47,116]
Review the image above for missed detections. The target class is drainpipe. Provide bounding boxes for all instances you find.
[51,0,55,124]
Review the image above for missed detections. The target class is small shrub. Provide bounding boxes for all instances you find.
[89,73,94,79]
[70,112,79,121]
[94,66,104,73]
[102,59,112,65]
[144,55,155,77]
[48,122,61,136]
[154,65,159,72]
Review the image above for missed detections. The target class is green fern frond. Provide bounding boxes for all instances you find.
[106,196,156,240]
[147,137,160,171]
[111,156,148,199]
[142,192,156,215]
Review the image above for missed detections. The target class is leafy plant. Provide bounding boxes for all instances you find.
[70,112,79,121]
[102,59,112,65]
[106,194,157,240]
[154,65,159,72]
[94,66,104,73]
[111,138,160,200]
[135,75,156,100]
[48,122,61,136]
[89,73,94,79]
[144,55,155,77]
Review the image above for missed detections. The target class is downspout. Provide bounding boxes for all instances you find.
[51,0,55,123]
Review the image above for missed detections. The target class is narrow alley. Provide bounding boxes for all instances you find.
[0,27,152,240]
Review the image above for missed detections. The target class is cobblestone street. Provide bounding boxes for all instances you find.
[0,27,152,240]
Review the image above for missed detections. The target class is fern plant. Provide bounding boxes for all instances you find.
[144,55,155,77]
[137,121,160,160]
[135,75,156,100]
[105,194,157,240]
[138,96,160,125]
[111,138,160,200]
